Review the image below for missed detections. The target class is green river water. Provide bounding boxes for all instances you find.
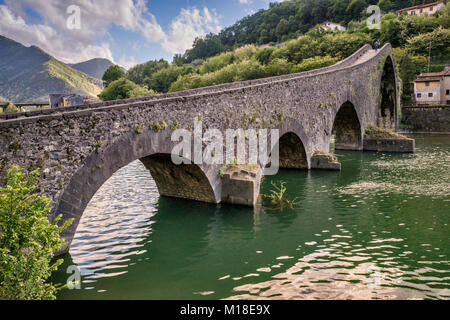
[52,135,450,300]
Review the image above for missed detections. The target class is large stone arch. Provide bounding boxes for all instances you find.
[53,129,220,254]
[378,55,397,130]
[332,101,363,151]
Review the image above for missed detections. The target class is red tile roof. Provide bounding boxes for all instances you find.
[414,71,450,82]
[398,1,444,13]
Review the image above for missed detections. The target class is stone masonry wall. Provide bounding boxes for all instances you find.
[402,106,450,133]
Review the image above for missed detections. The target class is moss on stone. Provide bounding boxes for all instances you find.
[365,123,407,140]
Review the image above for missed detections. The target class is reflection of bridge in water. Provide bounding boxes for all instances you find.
[0,44,414,254]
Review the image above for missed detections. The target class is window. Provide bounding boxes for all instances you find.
[420,9,423,13]
[430,7,434,11]
[446,89,450,95]
[425,82,430,86]
[428,93,433,98]
[417,93,422,98]
[411,11,416,15]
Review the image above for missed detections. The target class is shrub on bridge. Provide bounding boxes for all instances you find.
[3,102,19,114]
[0,165,73,300]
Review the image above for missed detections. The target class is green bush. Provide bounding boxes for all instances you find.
[0,165,73,300]
[102,65,125,88]
[199,52,234,75]
[295,55,339,72]
[98,78,154,101]
[4,102,19,114]
[264,58,295,76]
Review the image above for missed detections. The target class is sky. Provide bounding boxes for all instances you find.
[0,0,278,69]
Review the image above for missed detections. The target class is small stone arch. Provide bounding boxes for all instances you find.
[270,121,311,170]
[378,55,397,130]
[53,130,220,254]
[332,101,363,151]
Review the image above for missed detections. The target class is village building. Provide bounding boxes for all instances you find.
[49,94,99,109]
[413,66,450,105]
[397,1,445,16]
[321,21,346,31]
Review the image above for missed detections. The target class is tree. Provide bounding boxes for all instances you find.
[377,0,393,13]
[0,165,72,300]
[102,65,125,88]
[147,66,191,93]
[126,59,169,86]
[3,102,19,114]
[98,78,154,101]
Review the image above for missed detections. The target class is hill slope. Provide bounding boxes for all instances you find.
[0,36,102,102]
[69,58,114,80]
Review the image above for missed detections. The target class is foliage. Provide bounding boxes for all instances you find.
[146,65,192,93]
[365,123,408,139]
[392,47,427,103]
[264,58,296,76]
[295,55,339,72]
[0,165,73,300]
[262,181,300,211]
[407,27,450,57]
[199,52,234,75]
[4,102,19,114]
[126,59,169,86]
[98,78,153,101]
[102,65,125,88]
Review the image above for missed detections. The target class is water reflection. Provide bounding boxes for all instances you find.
[54,135,450,300]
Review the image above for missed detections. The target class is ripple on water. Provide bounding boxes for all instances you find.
[70,161,159,281]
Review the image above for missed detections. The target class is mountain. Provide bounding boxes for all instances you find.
[69,58,115,80]
[0,35,102,102]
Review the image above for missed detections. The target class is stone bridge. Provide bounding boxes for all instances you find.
[0,44,413,254]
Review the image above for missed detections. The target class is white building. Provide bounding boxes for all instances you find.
[321,21,346,31]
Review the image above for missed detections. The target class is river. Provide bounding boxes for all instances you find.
[52,134,450,300]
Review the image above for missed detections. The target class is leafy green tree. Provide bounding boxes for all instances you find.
[407,27,450,57]
[255,47,276,65]
[264,58,295,76]
[0,165,73,300]
[295,55,340,72]
[126,59,169,86]
[147,66,191,93]
[102,65,125,88]
[380,13,403,47]
[377,0,393,13]
[98,78,153,101]
[392,47,427,104]
[3,102,19,114]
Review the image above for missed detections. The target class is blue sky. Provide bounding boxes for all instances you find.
[0,0,276,68]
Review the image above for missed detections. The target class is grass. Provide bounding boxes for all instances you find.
[365,123,408,140]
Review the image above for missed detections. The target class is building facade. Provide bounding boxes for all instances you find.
[397,1,445,16]
[414,68,450,105]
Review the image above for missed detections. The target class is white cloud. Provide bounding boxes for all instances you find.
[118,55,138,71]
[0,0,222,64]
[161,7,222,54]
[239,0,252,4]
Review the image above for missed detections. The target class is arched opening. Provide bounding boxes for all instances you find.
[54,131,219,254]
[378,56,397,130]
[332,101,362,151]
[277,132,308,169]
[140,154,217,203]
